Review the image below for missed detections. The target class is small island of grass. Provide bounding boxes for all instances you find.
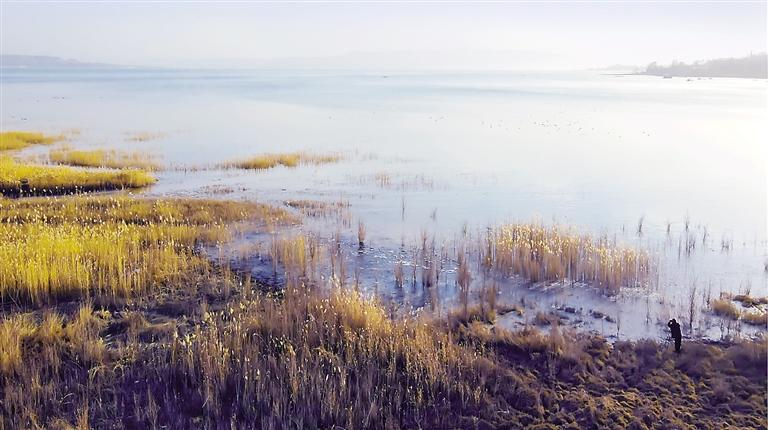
[0,131,62,151]
[226,152,342,170]
[0,156,157,197]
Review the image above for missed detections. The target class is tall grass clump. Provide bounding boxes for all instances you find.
[484,223,651,294]
[49,147,161,170]
[0,196,293,305]
[0,131,61,151]
[742,311,768,326]
[711,298,741,320]
[0,156,156,196]
[0,304,115,427]
[226,152,342,170]
[135,287,490,428]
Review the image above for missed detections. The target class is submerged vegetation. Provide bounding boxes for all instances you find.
[226,152,342,170]
[49,146,161,170]
[0,156,156,196]
[125,131,167,142]
[0,131,61,151]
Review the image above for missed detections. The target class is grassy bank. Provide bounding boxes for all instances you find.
[0,157,156,196]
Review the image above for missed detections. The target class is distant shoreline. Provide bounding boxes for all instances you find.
[636,53,767,80]
[602,72,766,80]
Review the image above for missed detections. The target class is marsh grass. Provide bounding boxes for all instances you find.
[0,131,61,151]
[1,276,766,428]
[711,295,767,326]
[125,131,167,142]
[49,146,161,170]
[284,199,351,225]
[226,152,342,170]
[711,298,742,320]
[732,294,768,307]
[149,286,490,428]
[0,157,156,196]
[0,193,764,428]
[742,310,768,326]
[484,223,651,294]
[0,196,293,306]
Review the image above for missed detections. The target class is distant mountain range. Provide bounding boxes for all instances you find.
[640,53,767,79]
[0,54,125,69]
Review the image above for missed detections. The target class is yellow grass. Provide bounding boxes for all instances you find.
[0,156,156,196]
[0,131,61,151]
[226,152,342,170]
[742,311,768,326]
[485,223,651,294]
[0,196,294,305]
[49,147,161,170]
[711,298,741,320]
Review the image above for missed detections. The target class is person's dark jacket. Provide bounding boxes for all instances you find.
[668,320,681,339]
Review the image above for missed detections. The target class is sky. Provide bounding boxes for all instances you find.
[1,1,766,70]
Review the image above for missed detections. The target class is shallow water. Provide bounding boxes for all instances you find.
[2,68,766,340]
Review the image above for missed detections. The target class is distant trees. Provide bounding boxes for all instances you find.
[641,53,767,79]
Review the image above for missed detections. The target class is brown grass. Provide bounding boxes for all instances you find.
[711,298,741,320]
[742,310,768,326]
[484,223,651,294]
[733,294,768,307]
[1,281,766,428]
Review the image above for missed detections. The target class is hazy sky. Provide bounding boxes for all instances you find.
[1,1,766,70]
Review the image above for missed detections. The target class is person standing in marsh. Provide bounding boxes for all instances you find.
[668,319,682,353]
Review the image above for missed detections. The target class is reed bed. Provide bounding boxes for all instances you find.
[0,131,61,151]
[742,310,768,326]
[225,152,342,170]
[0,156,156,196]
[137,287,489,428]
[0,221,211,304]
[711,298,741,320]
[49,147,161,170]
[483,223,651,294]
[3,285,765,428]
[0,196,294,305]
